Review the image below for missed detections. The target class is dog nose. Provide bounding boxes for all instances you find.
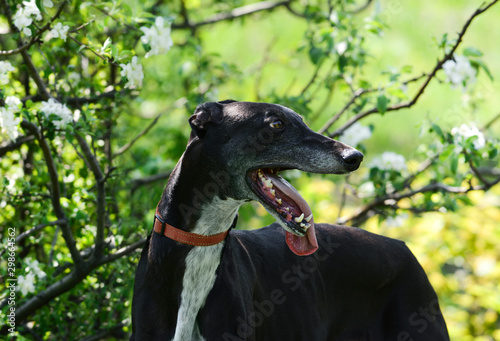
[341,149,364,170]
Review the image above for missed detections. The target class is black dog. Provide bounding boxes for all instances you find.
[130,101,450,340]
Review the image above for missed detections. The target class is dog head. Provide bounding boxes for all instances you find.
[188,100,363,255]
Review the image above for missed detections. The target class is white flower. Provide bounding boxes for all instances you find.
[5,96,22,112]
[140,17,173,58]
[357,181,375,197]
[40,98,73,128]
[68,72,81,84]
[340,122,372,147]
[385,213,409,228]
[370,151,407,172]
[473,256,496,277]
[43,0,54,8]
[50,22,70,42]
[442,55,476,91]
[0,108,20,140]
[26,258,46,279]
[17,273,36,296]
[336,41,348,55]
[23,0,42,21]
[13,8,33,36]
[13,0,43,36]
[120,56,144,89]
[451,123,485,150]
[0,61,15,84]
[100,37,112,54]
[0,96,22,140]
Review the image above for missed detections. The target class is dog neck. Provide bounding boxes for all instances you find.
[156,143,241,234]
[152,142,243,341]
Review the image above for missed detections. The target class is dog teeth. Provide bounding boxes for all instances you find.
[285,207,290,211]
[264,179,273,188]
[305,214,313,222]
[299,223,311,230]
[294,213,304,223]
[270,189,275,196]
[276,198,282,204]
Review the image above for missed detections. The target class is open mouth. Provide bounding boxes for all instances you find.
[246,168,318,256]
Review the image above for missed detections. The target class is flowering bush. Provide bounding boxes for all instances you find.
[0,0,499,339]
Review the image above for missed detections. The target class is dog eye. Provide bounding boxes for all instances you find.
[270,120,283,129]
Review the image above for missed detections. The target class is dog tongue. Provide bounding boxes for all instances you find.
[286,228,318,256]
[267,173,318,256]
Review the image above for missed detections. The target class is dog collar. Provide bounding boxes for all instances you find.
[153,209,232,246]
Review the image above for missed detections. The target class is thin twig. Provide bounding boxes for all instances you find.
[131,171,172,192]
[483,112,500,130]
[114,113,162,156]
[96,238,147,267]
[337,175,500,225]
[349,0,373,14]
[15,219,66,244]
[172,0,293,29]
[0,135,35,157]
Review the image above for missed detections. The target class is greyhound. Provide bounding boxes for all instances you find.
[130,100,450,340]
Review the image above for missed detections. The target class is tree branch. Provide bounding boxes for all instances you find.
[20,121,82,265]
[337,175,500,225]
[326,0,498,138]
[74,132,106,261]
[96,238,147,267]
[0,263,92,329]
[131,171,172,192]
[15,219,66,244]
[114,113,162,156]
[0,135,35,158]
[0,0,68,56]
[172,0,294,29]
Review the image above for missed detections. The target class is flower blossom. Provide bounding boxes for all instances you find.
[120,56,144,89]
[442,55,476,91]
[40,98,73,128]
[385,213,409,228]
[340,122,372,147]
[23,0,42,20]
[370,151,407,172]
[451,123,485,150]
[140,17,173,58]
[17,273,36,296]
[43,0,54,8]
[13,0,43,36]
[50,22,70,42]
[26,258,46,279]
[0,61,16,84]
[0,96,22,140]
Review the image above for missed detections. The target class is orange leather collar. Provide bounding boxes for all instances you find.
[153,209,230,246]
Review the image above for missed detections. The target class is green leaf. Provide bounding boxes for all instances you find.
[401,65,413,74]
[463,47,483,57]
[376,95,389,114]
[308,46,324,65]
[431,123,444,139]
[450,154,458,175]
[470,60,494,81]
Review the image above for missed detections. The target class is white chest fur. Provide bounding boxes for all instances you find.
[172,197,243,341]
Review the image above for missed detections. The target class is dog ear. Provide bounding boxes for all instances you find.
[189,101,226,138]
